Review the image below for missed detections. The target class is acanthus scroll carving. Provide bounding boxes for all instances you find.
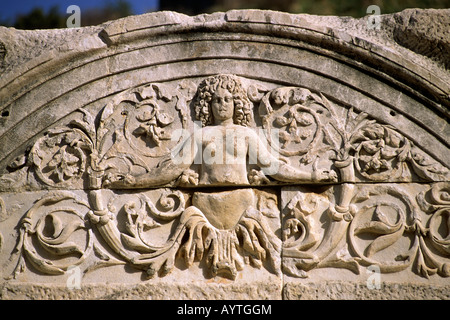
[88,187,282,280]
[282,182,450,279]
[7,188,282,280]
[10,192,94,278]
[2,74,449,281]
[1,74,447,191]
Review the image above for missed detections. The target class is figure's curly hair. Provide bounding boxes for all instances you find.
[194,74,253,127]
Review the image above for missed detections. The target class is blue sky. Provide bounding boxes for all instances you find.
[0,0,159,22]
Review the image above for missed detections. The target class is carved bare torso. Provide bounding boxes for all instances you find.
[199,125,250,185]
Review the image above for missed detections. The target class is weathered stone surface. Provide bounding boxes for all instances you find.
[284,281,450,300]
[2,281,282,300]
[0,9,449,300]
[392,9,450,69]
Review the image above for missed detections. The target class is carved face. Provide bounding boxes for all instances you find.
[211,87,234,122]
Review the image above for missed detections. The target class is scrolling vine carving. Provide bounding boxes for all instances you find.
[3,75,449,280]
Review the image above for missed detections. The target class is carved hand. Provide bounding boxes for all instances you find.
[103,173,136,187]
[312,168,338,183]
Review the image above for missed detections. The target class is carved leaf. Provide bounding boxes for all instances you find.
[275,115,290,127]
[41,240,84,256]
[26,255,65,275]
[384,128,403,148]
[49,214,63,238]
[35,215,86,256]
[361,140,382,154]
[416,248,437,279]
[37,215,84,245]
[70,108,96,141]
[152,83,173,101]
[356,206,403,235]
[247,84,269,103]
[282,258,311,278]
[136,112,154,123]
[380,146,400,159]
[8,154,27,169]
[428,208,450,255]
[354,205,405,258]
[364,227,404,258]
[93,243,111,261]
[348,131,369,147]
[293,111,313,126]
[288,118,297,132]
[409,149,450,181]
[140,86,157,100]
[121,233,156,253]
[348,111,371,134]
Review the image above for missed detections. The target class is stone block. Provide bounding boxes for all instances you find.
[0,9,449,300]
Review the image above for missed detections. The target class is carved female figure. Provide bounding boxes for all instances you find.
[108,75,336,227]
[110,74,336,189]
[105,75,336,277]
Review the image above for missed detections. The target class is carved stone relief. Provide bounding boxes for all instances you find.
[282,183,450,279]
[0,9,449,299]
[6,188,281,281]
[1,74,448,285]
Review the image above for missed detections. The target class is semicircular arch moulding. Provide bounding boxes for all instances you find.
[0,10,449,296]
[0,10,448,181]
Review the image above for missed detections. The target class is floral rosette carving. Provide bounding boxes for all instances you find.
[323,101,449,183]
[353,123,410,181]
[30,127,93,188]
[0,108,96,190]
[258,87,324,163]
[94,82,195,187]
